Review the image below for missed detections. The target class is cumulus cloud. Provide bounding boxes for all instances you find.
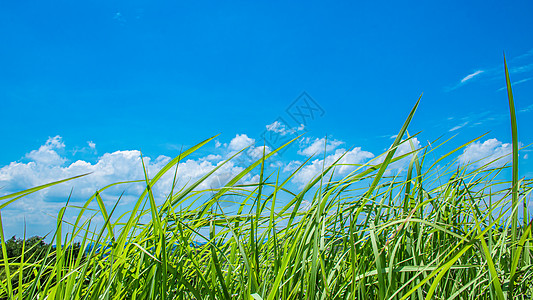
[87,141,96,149]
[269,161,284,169]
[0,147,169,236]
[1,139,261,202]
[283,160,302,173]
[290,138,421,186]
[0,136,260,233]
[247,145,272,160]
[298,137,344,157]
[224,134,278,166]
[25,136,66,166]
[1,148,171,202]
[203,154,222,161]
[228,134,255,151]
[371,138,422,172]
[292,147,374,186]
[459,138,511,169]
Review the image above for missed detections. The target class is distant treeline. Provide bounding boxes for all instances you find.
[0,236,84,297]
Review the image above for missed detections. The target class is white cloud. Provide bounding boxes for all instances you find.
[0,147,174,239]
[265,121,305,136]
[449,122,469,132]
[228,134,255,151]
[520,104,533,113]
[292,147,374,186]
[448,49,532,92]
[247,145,272,160]
[498,77,532,91]
[87,141,96,149]
[203,154,222,161]
[266,121,285,134]
[371,138,421,172]
[1,148,171,201]
[25,136,66,166]
[459,138,511,169]
[291,138,421,185]
[0,136,260,234]
[461,70,484,83]
[215,140,222,148]
[269,161,284,169]
[222,134,280,166]
[1,148,257,204]
[514,48,533,60]
[298,137,344,157]
[511,63,533,74]
[524,154,529,160]
[223,134,278,165]
[283,160,302,173]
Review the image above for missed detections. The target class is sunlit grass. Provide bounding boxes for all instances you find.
[0,61,532,299]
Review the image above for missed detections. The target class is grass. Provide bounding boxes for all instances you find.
[1,60,532,299]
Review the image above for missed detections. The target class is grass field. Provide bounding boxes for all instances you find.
[0,61,532,299]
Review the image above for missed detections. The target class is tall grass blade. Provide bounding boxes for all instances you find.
[504,54,520,298]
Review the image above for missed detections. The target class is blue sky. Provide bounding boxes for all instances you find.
[1,0,533,238]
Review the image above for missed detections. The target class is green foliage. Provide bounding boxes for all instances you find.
[0,236,84,298]
[0,62,531,299]
[0,236,48,280]
[2,236,47,262]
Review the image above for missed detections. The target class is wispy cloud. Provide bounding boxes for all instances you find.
[461,70,484,83]
[511,63,533,74]
[438,111,506,132]
[113,12,127,25]
[446,70,485,91]
[266,121,304,136]
[513,48,533,61]
[519,103,533,113]
[449,121,469,132]
[446,48,533,92]
[497,77,533,91]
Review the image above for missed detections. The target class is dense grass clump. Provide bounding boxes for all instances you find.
[0,62,532,299]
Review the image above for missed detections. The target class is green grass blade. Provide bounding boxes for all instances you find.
[504,54,520,298]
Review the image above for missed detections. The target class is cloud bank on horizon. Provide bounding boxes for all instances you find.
[0,128,518,237]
